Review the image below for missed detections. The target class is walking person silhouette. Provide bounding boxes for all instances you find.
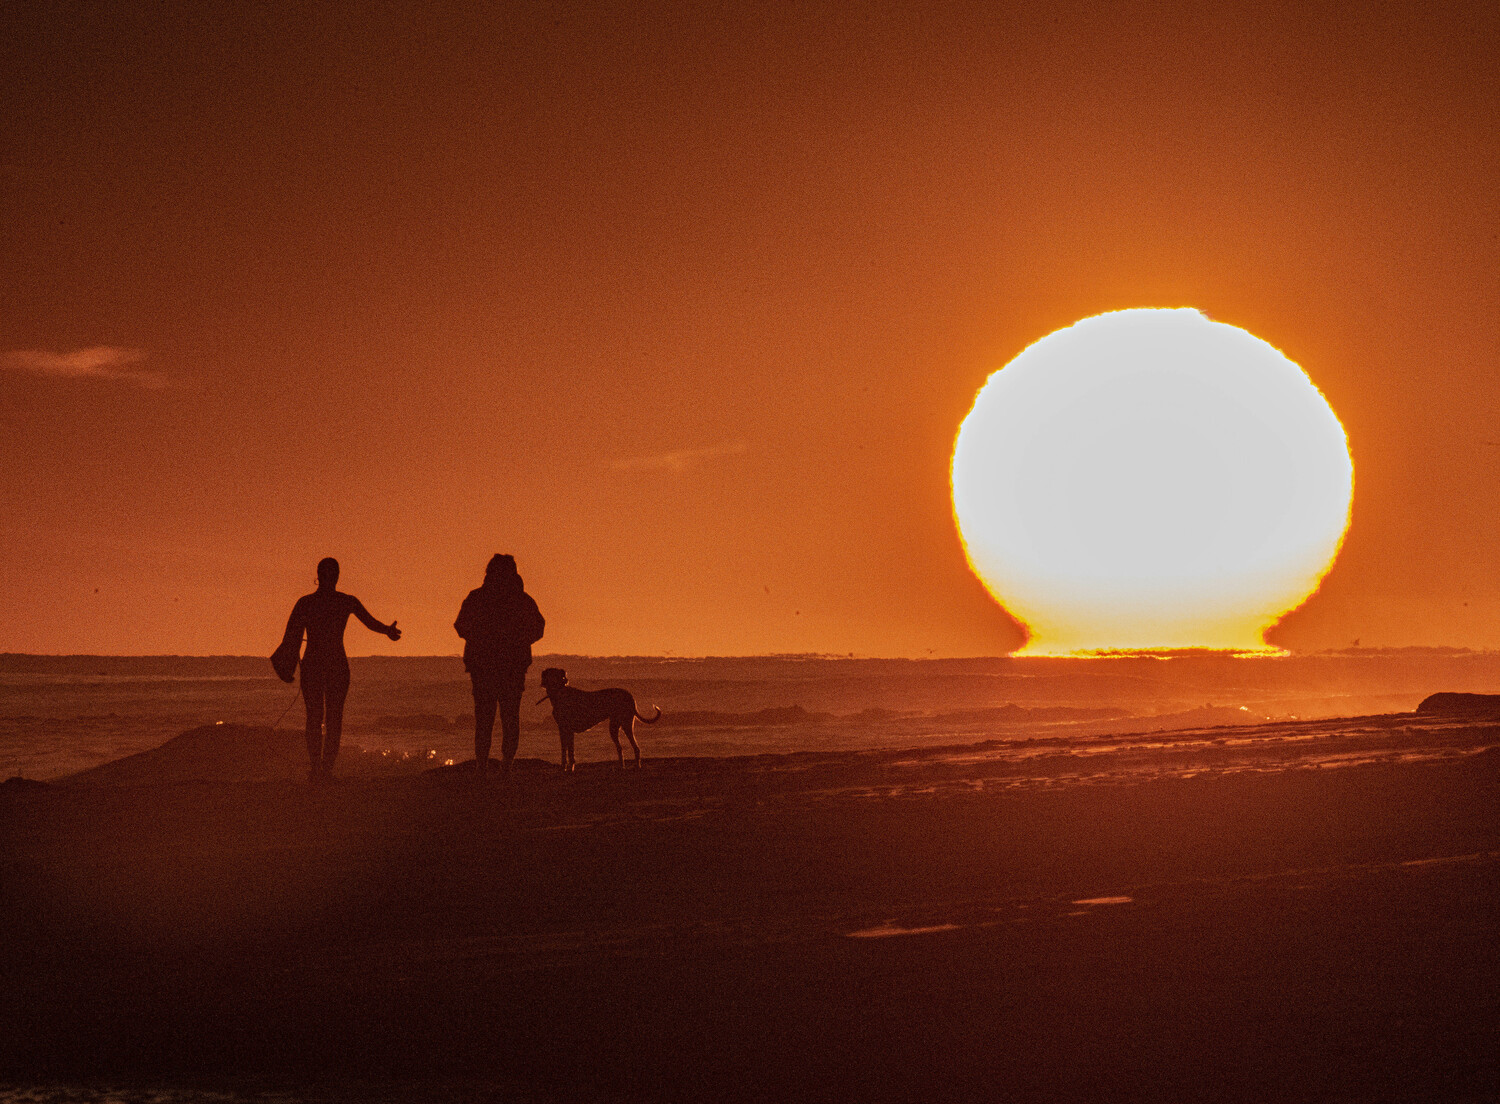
[455,554,544,780]
[273,557,401,782]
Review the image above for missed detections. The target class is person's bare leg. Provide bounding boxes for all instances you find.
[473,688,497,781]
[321,674,348,779]
[303,681,324,782]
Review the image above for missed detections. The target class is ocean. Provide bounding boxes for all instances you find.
[5,650,1499,782]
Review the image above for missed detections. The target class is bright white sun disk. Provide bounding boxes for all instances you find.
[950,309,1353,654]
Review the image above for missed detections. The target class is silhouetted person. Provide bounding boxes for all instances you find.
[455,554,544,779]
[275,557,400,782]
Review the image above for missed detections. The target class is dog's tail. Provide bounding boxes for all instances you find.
[636,705,662,725]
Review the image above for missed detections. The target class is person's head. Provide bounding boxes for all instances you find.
[485,553,517,581]
[316,557,340,589]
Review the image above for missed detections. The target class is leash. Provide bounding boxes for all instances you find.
[268,683,301,730]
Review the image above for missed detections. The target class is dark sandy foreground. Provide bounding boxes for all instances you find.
[2,720,1498,1103]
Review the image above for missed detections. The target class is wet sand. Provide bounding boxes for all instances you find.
[2,720,1497,1102]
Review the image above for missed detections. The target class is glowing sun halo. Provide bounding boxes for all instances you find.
[951,309,1353,654]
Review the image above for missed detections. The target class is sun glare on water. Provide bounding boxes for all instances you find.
[951,309,1353,655]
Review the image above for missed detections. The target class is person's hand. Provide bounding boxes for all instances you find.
[387,621,402,642]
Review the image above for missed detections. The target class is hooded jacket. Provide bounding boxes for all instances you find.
[454,570,545,673]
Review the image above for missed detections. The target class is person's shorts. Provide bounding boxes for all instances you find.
[470,663,528,702]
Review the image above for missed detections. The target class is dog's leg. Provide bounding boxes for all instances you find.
[559,728,570,771]
[608,720,624,767]
[622,717,641,768]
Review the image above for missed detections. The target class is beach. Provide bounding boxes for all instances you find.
[2,695,1497,1102]
[10,0,1500,1098]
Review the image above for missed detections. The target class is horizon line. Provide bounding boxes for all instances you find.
[1,646,1494,661]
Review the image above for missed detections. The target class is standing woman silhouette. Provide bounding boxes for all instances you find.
[455,554,544,780]
[274,557,401,782]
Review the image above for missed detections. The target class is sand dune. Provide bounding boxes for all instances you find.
[1416,690,1500,716]
[59,723,447,786]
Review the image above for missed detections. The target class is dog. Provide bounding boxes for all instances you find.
[538,667,660,771]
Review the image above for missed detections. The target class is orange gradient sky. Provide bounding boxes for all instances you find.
[3,2,1499,656]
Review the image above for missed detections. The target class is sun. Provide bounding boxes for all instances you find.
[951,308,1353,654]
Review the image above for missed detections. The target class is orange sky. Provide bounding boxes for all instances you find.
[3,1,1498,656]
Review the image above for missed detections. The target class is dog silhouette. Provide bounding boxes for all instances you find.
[538,667,660,770]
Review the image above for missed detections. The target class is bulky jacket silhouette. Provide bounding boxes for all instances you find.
[455,554,544,776]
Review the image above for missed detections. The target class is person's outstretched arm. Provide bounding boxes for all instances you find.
[351,597,401,641]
